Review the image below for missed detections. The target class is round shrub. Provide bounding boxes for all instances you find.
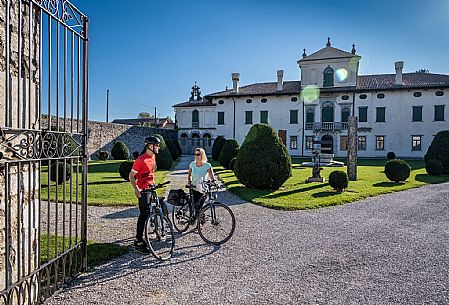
[425,159,444,176]
[96,151,109,161]
[219,139,240,170]
[424,130,449,174]
[119,161,134,181]
[328,170,349,192]
[165,139,179,161]
[234,124,292,190]
[154,134,173,170]
[50,161,71,185]
[111,141,130,160]
[387,151,396,160]
[133,151,140,160]
[212,136,226,161]
[384,159,411,183]
[229,157,237,171]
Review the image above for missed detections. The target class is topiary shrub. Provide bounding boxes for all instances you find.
[165,139,179,161]
[174,139,182,157]
[425,159,444,176]
[96,151,109,161]
[119,160,134,181]
[133,151,140,160]
[50,161,71,185]
[234,124,292,190]
[111,141,130,160]
[424,130,449,174]
[387,151,396,160]
[328,170,349,192]
[219,139,240,169]
[229,157,237,171]
[212,136,226,161]
[154,134,173,170]
[384,159,411,183]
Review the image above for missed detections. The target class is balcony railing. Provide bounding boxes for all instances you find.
[309,122,349,131]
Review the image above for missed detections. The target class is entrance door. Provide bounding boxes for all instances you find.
[278,130,287,146]
[321,135,334,154]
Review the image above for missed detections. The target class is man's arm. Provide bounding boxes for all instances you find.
[129,169,141,198]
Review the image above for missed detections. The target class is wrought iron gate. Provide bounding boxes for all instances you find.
[0,0,88,304]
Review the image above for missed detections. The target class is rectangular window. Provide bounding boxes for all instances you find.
[340,136,348,151]
[434,105,445,121]
[290,136,298,150]
[358,136,366,150]
[290,110,299,124]
[412,135,422,151]
[376,135,385,151]
[376,107,386,122]
[217,112,224,125]
[260,111,268,124]
[359,107,368,122]
[245,111,253,125]
[305,136,314,150]
[412,106,423,122]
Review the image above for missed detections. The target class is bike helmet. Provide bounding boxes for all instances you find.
[144,136,161,145]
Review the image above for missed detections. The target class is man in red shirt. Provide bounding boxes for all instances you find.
[129,136,160,253]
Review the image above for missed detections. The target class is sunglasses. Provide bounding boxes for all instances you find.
[194,153,201,156]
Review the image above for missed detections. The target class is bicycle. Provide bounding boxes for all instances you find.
[170,180,236,245]
[141,181,175,260]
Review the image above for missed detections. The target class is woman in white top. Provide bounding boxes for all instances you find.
[187,147,215,210]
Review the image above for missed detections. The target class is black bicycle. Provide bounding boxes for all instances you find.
[170,180,235,245]
[142,181,175,260]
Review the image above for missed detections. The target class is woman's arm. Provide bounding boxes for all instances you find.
[187,167,192,185]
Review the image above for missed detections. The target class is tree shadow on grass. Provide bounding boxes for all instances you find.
[262,183,328,200]
[87,162,121,173]
[88,180,128,186]
[311,190,339,198]
[415,174,449,184]
[372,181,401,187]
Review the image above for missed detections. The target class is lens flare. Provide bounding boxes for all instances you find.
[300,85,320,103]
[335,68,348,82]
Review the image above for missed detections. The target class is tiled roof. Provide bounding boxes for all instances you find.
[299,46,358,62]
[173,100,216,107]
[111,118,172,126]
[205,81,301,98]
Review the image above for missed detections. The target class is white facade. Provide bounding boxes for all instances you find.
[174,40,449,158]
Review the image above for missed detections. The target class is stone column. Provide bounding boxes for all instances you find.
[347,116,358,181]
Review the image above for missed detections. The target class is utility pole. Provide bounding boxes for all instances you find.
[154,107,157,128]
[106,89,109,122]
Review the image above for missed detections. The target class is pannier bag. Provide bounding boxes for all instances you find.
[167,189,186,206]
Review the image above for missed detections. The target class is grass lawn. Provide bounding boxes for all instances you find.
[41,160,170,206]
[214,159,449,210]
[40,235,129,267]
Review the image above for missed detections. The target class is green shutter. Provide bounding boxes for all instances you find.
[359,107,367,122]
[260,111,268,124]
[435,105,445,121]
[245,111,253,124]
[306,111,314,123]
[412,106,422,121]
[376,107,385,122]
[322,107,334,122]
[218,112,224,125]
[290,110,298,124]
[341,108,350,122]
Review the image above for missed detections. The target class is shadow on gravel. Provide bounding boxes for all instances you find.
[102,207,138,219]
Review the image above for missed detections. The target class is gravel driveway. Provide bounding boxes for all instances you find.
[48,156,449,305]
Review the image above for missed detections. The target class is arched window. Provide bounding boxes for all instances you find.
[192,110,199,128]
[203,133,212,147]
[323,66,334,87]
[341,107,350,122]
[191,133,200,148]
[306,108,315,123]
[322,101,334,122]
[180,133,188,146]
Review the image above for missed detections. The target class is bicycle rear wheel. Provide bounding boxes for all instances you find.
[172,202,192,233]
[145,212,175,260]
[197,202,235,245]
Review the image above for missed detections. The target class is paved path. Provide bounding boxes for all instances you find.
[49,156,449,305]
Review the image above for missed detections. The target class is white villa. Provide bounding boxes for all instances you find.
[173,39,449,158]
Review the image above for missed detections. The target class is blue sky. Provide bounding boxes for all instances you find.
[70,0,449,122]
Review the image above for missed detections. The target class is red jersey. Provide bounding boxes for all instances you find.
[131,153,156,190]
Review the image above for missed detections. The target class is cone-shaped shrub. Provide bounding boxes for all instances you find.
[424,130,449,174]
[329,170,349,192]
[212,136,226,161]
[165,139,179,161]
[174,139,182,156]
[229,157,237,171]
[119,160,134,181]
[234,124,292,189]
[219,140,239,169]
[154,134,173,170]
[111,141,130,160]
[384,159,411,182]
[425,159,444,176]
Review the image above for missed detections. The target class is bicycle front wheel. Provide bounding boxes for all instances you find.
[197,202,235,245]
[145,213,175,260]
[172,202,192,233]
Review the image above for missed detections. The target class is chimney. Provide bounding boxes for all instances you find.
[232,73,240,93]
[395,61,404,85]
[277,70,284,91]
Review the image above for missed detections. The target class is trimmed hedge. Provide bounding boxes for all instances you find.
[234,124,292,190]
[165,139,179,161]
[384,159,411,182]
[96,151,109,161]
[387,151,396,160]
[219,139,240,170]
[111,141,130,160]
[328,170,349,192]
[425,159,444,176]
[229,157,237,171]
[424,130,449,174]
[50,161,71,185]
[212,136,226,161]
[154,134,173,170]
[174,139,182,157]
[119,161,134,181]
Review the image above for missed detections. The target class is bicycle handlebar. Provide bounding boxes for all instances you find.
[144,181,170,192]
